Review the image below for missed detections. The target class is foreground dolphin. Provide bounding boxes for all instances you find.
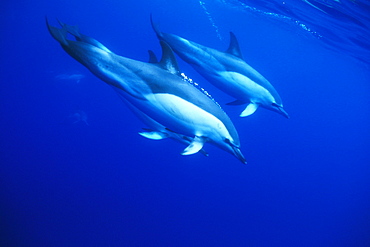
[47,19,246,164]
[151,18,289,118]
[56,21,208,155]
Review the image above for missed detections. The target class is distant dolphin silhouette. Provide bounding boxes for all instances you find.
[151,17,289,118]
[55,73,85,83]
[69,109,89,125]
[47,19,246,164]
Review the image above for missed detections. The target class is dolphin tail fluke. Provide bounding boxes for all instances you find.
[181,136,206,156]
[240,103,258,117]
[150,14,162,39]
[57,19,81,39]
[46,17,68,46]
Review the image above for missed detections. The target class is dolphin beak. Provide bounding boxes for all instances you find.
[233,147,247,164]
[224,139,247,164]
[278,107,290,119]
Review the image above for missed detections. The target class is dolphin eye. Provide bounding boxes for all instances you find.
[271,103,279,107]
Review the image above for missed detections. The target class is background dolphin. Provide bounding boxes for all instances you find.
[46,19,246,164]
[151,17,289,118]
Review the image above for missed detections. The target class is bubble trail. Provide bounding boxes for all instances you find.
[199,1,223,40]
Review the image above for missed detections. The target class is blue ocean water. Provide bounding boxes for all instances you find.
[1,0,369,246]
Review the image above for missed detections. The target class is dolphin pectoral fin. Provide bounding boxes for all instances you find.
[139,130,169,140]
[240,103,258,117]
[181,136,206,156]
[226,99,247,105]
[181,136,209,157]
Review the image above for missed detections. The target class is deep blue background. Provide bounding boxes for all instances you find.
[1,0,369,246]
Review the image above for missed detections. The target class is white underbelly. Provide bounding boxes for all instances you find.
[144,93,230,140]
[218,71,274,103]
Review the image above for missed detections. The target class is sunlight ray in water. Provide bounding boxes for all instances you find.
[217,0,370,65]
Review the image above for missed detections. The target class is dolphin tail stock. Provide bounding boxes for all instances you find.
[46,17,68,46]
[59,19,112,54]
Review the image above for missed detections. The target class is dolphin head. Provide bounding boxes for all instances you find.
[207,131,246,164]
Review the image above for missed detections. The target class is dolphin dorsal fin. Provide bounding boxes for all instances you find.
[158,40,181,76]
[148,50,158,63]
[226,32,243,59]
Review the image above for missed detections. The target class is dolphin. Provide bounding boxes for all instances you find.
[151,17,289,118]
[116,48,209,155]
[69,109,89,125]
[46,19,246,164]
[55,73,85,83]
